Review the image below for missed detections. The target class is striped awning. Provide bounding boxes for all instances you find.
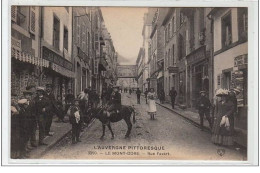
[11,47,49,67]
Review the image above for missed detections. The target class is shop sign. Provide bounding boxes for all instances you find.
[234,54,248,67]
[168,66,179,74]
[186,46,206,64]
[42,46,73,71]
[11,37,21,51]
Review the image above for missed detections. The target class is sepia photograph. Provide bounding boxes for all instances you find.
[1,0,259,166]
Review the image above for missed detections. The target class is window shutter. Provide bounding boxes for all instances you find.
[29,7,36,34]
[11,6,17,22]
[217,74,221,89]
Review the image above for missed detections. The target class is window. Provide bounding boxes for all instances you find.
[165,51,168,70]
[171,17,175,35]
[81,25,86,50]
[238,8,248,41]
[168,23,171,39]
[172,44,175,65]
[63,26,68,50]
[168,48,171,66]
[29,7,36,34]
[165,28,168,43]
[178,34,185,59]
[180,12,185,25]
[223,71,231,89]
[221,12,232,47]
[16,7,27,29]
[53,16,60,50]
[88,32,90,55]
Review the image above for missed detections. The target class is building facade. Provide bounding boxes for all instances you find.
[11,6,42,97]
[209,7,248,145]
[40,7,74,103]
[160,8,214,108]
[136,48,145,91]
[148,8,169,95]
[72,7,92,95]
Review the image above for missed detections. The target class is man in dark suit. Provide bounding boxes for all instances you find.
[169,87,177,109]
[107,86,121,117]
[197,91,212,131]
[34,87,51,145]
[44,84,56,136]
[65,89,75,113]
[136,88,141,104]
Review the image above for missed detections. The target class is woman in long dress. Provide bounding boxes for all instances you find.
[147,88,157,120]
[211,91,236,146]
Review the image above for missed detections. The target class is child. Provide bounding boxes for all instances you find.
[68,99,82,144]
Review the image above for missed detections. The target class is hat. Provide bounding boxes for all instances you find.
[216,88,229,97]
[36,86,45,91]
[200,91,206,94]
[46,84,53,88]
[23,90,33,95]
[18,99,28,104]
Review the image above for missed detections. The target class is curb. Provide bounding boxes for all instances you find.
[156,101,247,150]
[31,118,96,158]
[155,101,211,133]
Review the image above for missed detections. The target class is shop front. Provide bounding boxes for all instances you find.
[42,46,74,103]
[186,46,209,108]
[11,36,49,97]
[232,54,248,134]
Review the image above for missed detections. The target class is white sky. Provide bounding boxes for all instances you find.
[101,7,148,65]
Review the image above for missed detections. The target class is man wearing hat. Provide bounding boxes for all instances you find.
[17,98,32,158]
[197,91,213,131]
[11,93,21,158]
[68,98,82,144]
[34,87,50,145]
[45,84,57,136]
[22,89,37,149]
[107,85,121,117]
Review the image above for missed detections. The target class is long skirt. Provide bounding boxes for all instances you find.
[211,115,233,146]
[147,99,157,114]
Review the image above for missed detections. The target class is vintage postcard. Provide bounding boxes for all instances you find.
[1,0,259,166]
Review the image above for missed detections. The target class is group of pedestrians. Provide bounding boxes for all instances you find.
[11,84,61,159]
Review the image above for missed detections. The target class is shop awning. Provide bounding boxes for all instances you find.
[11,47,49,67]
[51,63,74,78]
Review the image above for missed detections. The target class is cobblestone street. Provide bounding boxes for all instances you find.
[41,93,246,160]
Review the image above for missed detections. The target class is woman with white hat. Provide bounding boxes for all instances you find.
[211,89,236,146]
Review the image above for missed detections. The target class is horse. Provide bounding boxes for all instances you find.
[87,105,136,139]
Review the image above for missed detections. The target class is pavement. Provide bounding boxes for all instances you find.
[29,116,72,158]
[153,97,247,148]
[39,93,246,160]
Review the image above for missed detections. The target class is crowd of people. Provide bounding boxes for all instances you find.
[11,83,241,159]
[10,84,109,159]
[11,84,59,159]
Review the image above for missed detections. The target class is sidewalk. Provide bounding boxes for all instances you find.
[149,97,247,148]
[29,116,72,159]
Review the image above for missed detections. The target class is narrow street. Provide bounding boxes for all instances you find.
[41,93,246,160]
